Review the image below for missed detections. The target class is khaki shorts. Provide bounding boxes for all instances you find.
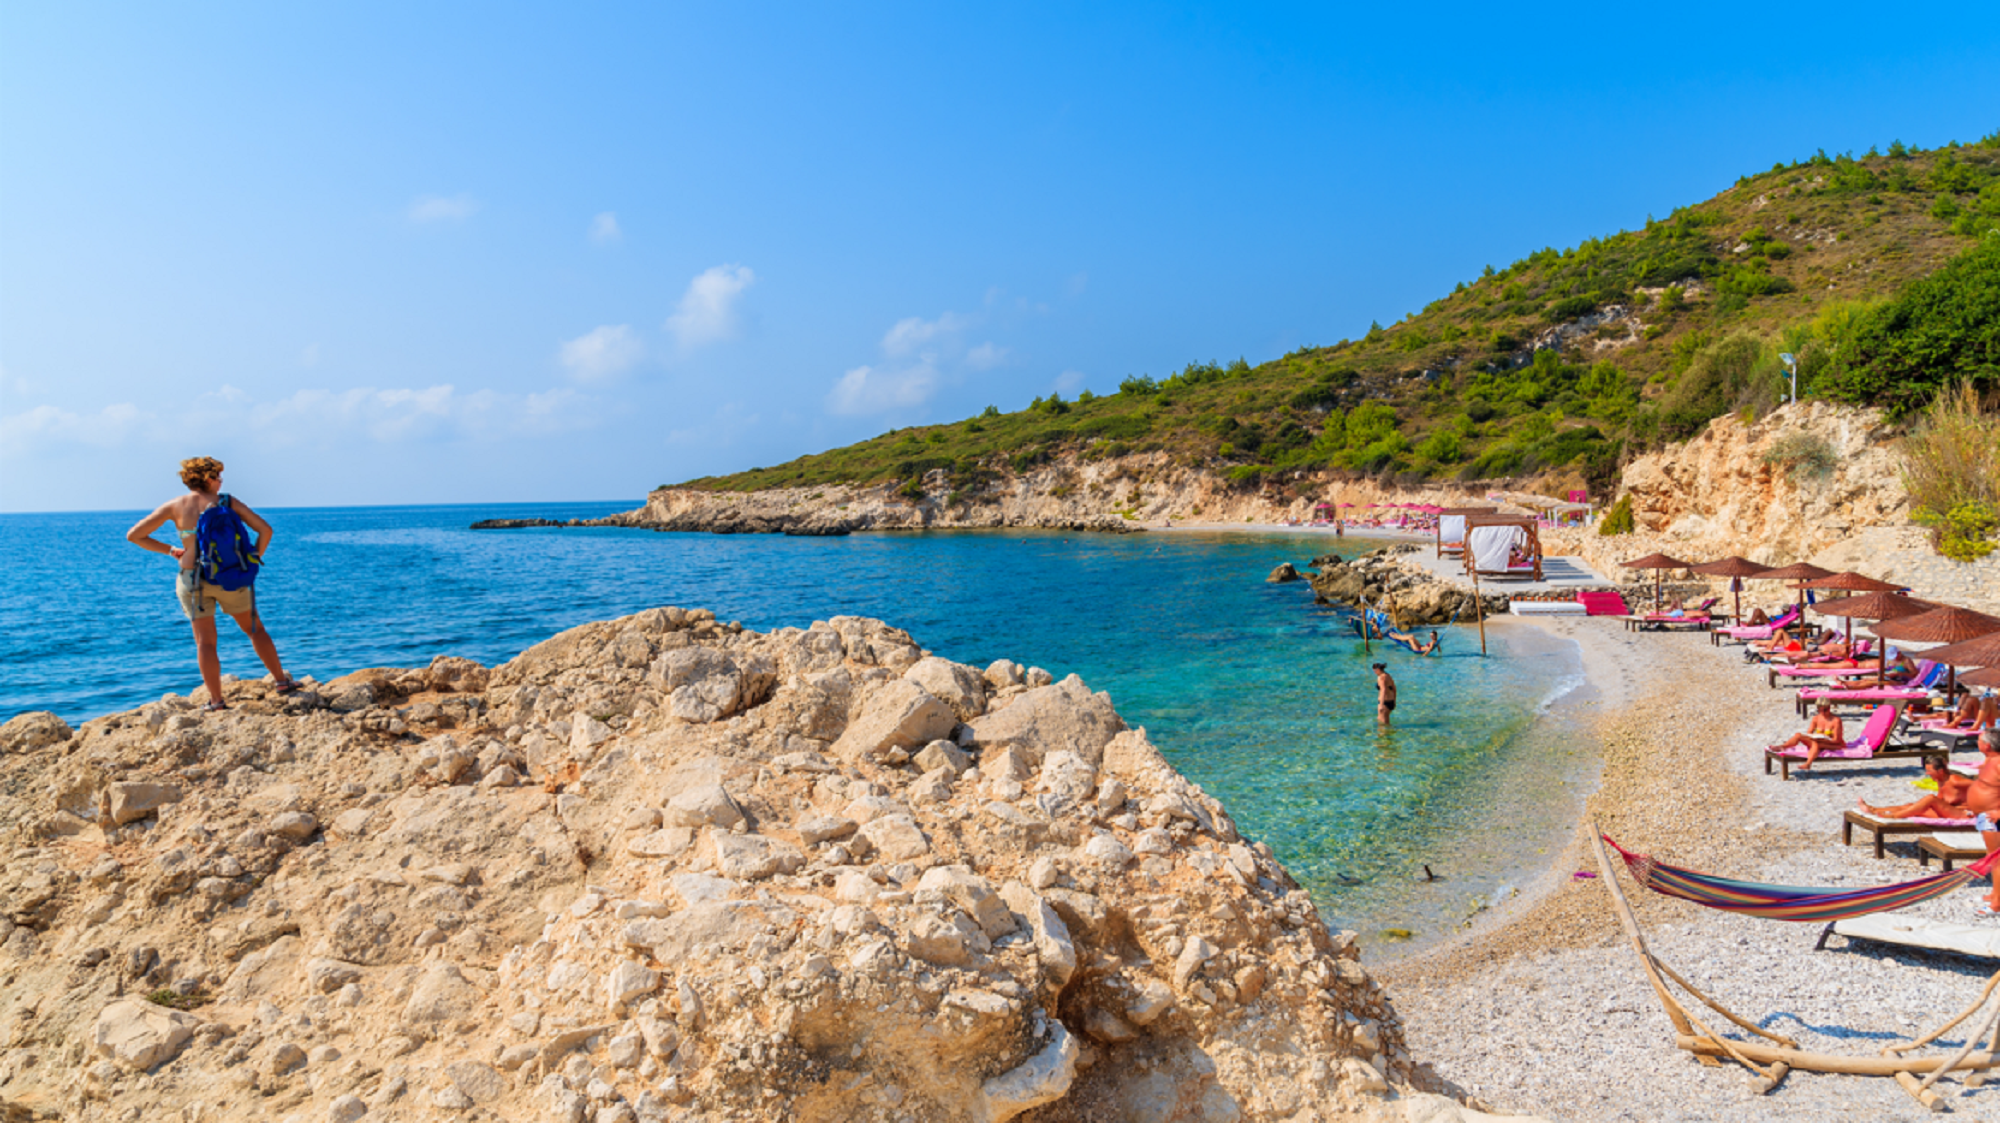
[177,568,256,621]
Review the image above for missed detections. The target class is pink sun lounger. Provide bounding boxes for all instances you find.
[1714,606,1802,641]
[1764,705,1934,780]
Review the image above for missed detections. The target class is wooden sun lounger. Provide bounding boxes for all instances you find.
[1619,615,1715,633]
[1768,743,1936,779]
[1917,832,1989,871]
[1816,913,2000,960]
[1842,809,1969,859]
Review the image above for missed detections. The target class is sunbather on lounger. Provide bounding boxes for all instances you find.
[1830,654,1917,689]
[1929,693,1993,732]
[1859,758,1974,820]
[1745,608,1770,626]
[1964,728,2000,918]
[1771,703,1845,770]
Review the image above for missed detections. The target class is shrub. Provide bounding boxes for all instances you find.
[980,405,1001,418]
[1119,375,1158,396]
[1817,236,2000,416]
[1598,494,1635,536]
[1900,380,2000,559]
[1761,432,1839,481]
[1546,294,1597,322]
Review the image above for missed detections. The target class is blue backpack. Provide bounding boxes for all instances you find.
[194,495,262,591]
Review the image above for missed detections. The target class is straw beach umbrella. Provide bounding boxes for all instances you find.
[1811,591,1942,685]
[1913,630,2000,702]
[1755,561,1837,618]
[1871,606,2000,693]
[1620,553,1692,613]
[1688,556,1770,624]
[1958,666,2000,690]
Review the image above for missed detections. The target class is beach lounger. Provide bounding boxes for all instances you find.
[1767,655,1876,688]
[1711,607,1803,646]
[1842,808,1970,859]
[1764,705,1935,780]
[1816,913,2000,960]
[1794,662,1942,716]
[1917,831,1989,871]
[1641,598,1719,622]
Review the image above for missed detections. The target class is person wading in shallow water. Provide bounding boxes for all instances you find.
[1374,663,1396,725]
[125,456,299,711]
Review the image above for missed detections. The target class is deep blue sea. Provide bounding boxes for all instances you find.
[1,502,1591,950]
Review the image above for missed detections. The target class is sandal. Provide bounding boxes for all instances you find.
[274,678,303,695]
[203,701,230,713]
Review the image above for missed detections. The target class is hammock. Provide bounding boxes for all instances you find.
[1602,834,2000,923]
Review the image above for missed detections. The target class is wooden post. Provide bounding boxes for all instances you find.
[1360,601,1371,655]
[1473,571,1488,656]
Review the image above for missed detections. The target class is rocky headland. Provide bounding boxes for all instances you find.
[0,610,1527,1123]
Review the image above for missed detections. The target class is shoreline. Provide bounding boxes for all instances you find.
[1379,616,2000,1120]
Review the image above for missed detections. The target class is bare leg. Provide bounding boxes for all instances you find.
[1378,702,1391,726]
[1798,736,1840,770]
[191,615,224,705]
[1859,794,1968,820]
[1983,828,2000,911]
[229,610,292,685]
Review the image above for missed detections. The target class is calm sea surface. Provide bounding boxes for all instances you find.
[1,502,1589,950]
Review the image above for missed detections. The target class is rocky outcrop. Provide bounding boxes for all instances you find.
[1307,549,1506,626]
[0,610,1524,1122]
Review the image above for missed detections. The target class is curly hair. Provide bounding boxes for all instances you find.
[179,456,224,490]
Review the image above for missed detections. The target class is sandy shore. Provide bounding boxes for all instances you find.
[1383,617,2000,1121]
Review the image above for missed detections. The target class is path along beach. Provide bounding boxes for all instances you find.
[1383,616,2000,1122]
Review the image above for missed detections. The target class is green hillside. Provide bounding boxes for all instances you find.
[681,134,2000,501]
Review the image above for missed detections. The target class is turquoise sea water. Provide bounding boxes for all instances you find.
[0,503,1587,948]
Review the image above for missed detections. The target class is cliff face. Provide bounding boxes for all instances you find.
[1541,401,2000,613]
[624,458,1510,536]
[0,610,1518,1123]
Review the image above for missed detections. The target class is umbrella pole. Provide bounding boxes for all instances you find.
[1473,570,1488,656]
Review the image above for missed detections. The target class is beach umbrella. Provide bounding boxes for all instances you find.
[1958,666,2000,690]
[1620,553,1692,613]
[1871,606,2000,694]
[1688,556,1771,625]
[1800,572,1910,594]
[1756,562,1837,618]
[1810,591,1942,685]
[1922,630,2000,667]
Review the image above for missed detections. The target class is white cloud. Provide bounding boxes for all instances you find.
[826,361,940,416]
[0,401,148,450]
[1054,370,1087,394]
[881,311,972,357]
[558,324,643,383]
[666,264,756,349]
[407,194,479,223]
[590,212,622,244]
[965,342,1008,370]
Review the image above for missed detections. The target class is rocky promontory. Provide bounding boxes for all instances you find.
[1307,549,1507,626]
[0,611,1528,1122]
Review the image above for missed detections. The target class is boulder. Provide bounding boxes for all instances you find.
[967,676,1125,767]
[702,830,805,881]
[662,783,744,831]
[1267,562,1301,583]
[93,998,200,1071]
[858,814,931,861]
[103,781,183,826]
[830,680,956,764]
[976,1024,1078,1123]
[904,657,988,721]
[0,711,71,755]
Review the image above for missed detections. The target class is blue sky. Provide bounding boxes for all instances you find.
[4,4,1996,512]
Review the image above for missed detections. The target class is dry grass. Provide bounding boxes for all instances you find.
[1899,380,2000,559]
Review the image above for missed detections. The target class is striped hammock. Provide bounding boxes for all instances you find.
[1603,834,2000,923]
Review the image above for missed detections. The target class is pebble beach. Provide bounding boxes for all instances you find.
[1384,617,2000,1122]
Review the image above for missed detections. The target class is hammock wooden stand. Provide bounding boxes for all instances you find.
[1591,828,2000,1111]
